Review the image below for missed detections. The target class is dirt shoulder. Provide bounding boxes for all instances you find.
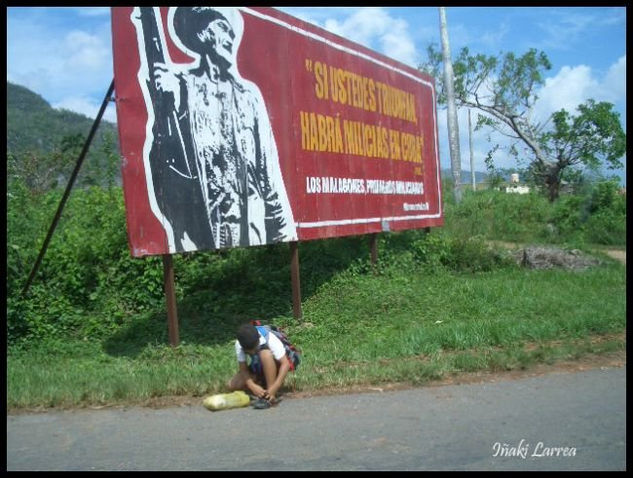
[93,347,627,411]
[289,338,626,400]
[487,240,626,266]
[603,249,626,264]
[9,348,626,415]
[12,335,621,414]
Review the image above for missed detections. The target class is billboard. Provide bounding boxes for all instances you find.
[111,7,443,257]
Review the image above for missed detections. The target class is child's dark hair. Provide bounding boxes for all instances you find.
[237,323,259,350]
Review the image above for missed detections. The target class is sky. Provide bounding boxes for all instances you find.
[6,6,627,184]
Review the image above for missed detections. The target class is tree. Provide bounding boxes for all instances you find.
[7,134,86,195]
[8,149,67,195]
[538,100,626,200]
[421,46,626,201]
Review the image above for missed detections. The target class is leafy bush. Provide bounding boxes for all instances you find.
[444,189,550,242]
[443,180,625,246]
[547,179,625,245]
[588,179,625,214]
[583,181,626,244]
[7,183,166,344]
[377,229,514,274]
[547,194,588,243]
[584,211,626,245]
[411,231,515,272]
[6,172,625,348]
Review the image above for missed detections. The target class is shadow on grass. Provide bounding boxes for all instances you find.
[102,234,378,357]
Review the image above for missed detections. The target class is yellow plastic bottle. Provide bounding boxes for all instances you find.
[203,391,250,411]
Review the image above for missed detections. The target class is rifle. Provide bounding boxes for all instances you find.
[132,7,213,251]
[135,6,197,179]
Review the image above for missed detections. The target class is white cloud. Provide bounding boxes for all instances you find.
[279,7,421,67]
[533,55,626,122]
[535,8,625,52]
[478,22,509,49]
[602,55,626,104]
[53,96,118,124]
[276,7,329,28]
[64,30,111,71]
[277,7,351,28]
[7,13,113,117]
[322,8,419,67]
[381,31,418,67]
[533,65,599,121]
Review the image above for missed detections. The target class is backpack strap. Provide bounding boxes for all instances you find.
[251,321,300,372]
[254,325,270,342]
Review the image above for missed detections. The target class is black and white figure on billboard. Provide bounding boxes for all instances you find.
[132,7,296,252]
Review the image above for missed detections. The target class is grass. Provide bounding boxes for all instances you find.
[7,248,626,411]
[7,186,626,411]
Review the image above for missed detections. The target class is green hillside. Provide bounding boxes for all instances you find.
[442,169,490,185]
[7,82,118,155]
[7,82,121,190]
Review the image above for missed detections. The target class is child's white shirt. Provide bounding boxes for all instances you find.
[235,330,286,363]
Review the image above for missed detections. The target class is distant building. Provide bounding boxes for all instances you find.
[505,184,530,194]
[505,172,530,194]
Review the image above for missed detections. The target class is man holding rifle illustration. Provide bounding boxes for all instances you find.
[135,7,296,251]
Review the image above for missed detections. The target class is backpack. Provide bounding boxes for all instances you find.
[251,320,301,371]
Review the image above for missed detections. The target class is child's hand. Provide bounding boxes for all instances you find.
[251,384,267,399]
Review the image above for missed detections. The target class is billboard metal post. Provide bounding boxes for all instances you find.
[370,233,378,270]
[162,254,180,347]
[289,241,302,320]
[21,79,115,297]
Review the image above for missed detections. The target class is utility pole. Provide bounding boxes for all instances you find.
[439,7,462,203]
[468,108,476,191]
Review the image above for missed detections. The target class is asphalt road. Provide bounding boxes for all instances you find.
[6,366,626,471]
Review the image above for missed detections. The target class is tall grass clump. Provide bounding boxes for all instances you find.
[443,188,551,242]
[442,178,625,247]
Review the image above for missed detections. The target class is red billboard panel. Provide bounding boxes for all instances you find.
[111,7,443,257]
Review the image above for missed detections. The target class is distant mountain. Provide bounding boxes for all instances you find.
[7,82,121,189]
[6,82,118,157]
[441,169,490,184]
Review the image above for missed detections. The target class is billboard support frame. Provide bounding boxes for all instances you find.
[162,254,180,347]
[21,79,116,298]
[370,233,379,270]
[289,241,303,320]
[111,6,445,343]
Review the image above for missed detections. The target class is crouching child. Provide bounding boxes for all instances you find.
[228,321,301,409]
